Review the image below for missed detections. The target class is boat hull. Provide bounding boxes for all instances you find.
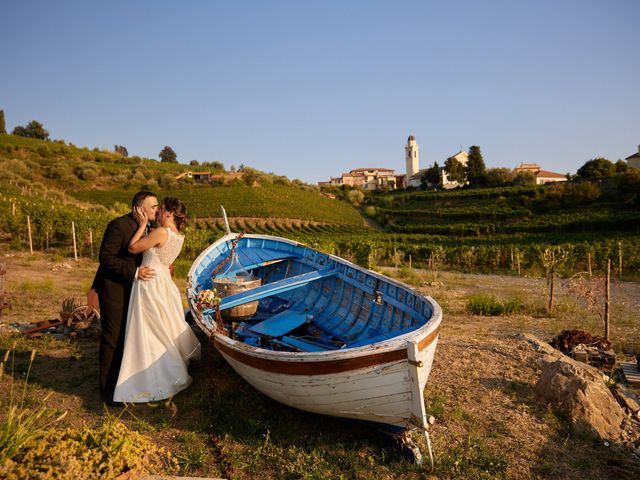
[187,233,442,432]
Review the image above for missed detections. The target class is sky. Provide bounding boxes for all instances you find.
[1,0,639,183]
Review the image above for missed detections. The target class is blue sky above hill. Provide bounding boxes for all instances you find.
[1,1,639,183]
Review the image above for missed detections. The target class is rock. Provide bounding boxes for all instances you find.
[535,355,625,441]
[612,383,640,414]
[515,333,562,358]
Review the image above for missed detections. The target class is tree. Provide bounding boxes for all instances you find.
[12,120,49,140]
[421,161,441,188]
[485,167,513,186]
[576,158,615,178]
[159,146,177,163]
[444,157,466,184]
[466,145,487,186]
[513,171,536,186]
[615,159,628,174]
[189,159,199,166]
[114,145,128,157]
[0,110,6,134]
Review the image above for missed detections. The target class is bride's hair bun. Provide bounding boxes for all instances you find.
[162,197,187,232]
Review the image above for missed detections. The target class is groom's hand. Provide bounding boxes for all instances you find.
[137,266,156,281]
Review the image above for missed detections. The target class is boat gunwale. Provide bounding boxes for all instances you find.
[187,232,442,360]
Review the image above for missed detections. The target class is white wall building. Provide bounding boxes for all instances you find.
[405,134,419,186]
[625,145,640,169]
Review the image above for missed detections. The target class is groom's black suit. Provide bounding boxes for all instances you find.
[92,213,142,403]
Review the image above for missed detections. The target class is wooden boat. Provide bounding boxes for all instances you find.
[186,232,442,464]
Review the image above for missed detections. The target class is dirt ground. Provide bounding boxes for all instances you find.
[1,244,640,479]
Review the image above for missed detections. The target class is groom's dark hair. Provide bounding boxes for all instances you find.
[131,191,157,208]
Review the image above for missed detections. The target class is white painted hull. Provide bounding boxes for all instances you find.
[212,325,439,430]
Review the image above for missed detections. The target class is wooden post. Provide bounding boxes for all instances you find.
[587,252,592,276]
[409,254,412,270]
[604,259,610,341]
[618,242,623,278]
[516,254,521,276]
[547,271,555,315]
[510,246,514,270]
[71,221,78,261]
[12,203,15,216]
[89,230,94,258]
[27,215,33,255]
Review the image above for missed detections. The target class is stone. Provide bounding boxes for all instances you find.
[516,333,562,358]
[612,383,640,414]
[535,355,625,441]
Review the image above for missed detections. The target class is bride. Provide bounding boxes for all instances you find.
[113,197,201,403]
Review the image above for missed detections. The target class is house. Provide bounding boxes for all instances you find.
[625,145,640,169]
[175,171,212,183]
[514,163,566,185]
[320,168,397,190]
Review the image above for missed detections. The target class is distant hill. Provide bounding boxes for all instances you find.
[0,133,363,226]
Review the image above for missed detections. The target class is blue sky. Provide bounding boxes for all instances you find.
[2,1,638,183]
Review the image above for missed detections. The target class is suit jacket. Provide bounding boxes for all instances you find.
[92,213,142,305]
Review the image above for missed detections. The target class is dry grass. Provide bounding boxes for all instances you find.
[1,247,640,478]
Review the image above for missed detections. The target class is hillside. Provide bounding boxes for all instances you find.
[2,132,640,277]
[0,133,363,226]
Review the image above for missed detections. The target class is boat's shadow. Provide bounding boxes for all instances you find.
[206,344,411,461]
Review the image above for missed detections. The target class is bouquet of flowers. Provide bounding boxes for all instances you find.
[195,288,221,312]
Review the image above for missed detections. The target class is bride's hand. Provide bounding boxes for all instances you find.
[133,207,148,227]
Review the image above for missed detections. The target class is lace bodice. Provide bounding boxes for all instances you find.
[142,228,184,268]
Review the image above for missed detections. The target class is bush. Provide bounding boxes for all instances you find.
[465,294,522,316]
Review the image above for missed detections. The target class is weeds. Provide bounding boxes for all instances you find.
[176,431,209,473]
[0,345,67,463]
[465,294,523,316]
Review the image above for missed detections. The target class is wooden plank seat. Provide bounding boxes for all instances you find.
[249,310,312,337]
[204,268,339,314]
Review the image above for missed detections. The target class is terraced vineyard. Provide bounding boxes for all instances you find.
[71,185,363,226]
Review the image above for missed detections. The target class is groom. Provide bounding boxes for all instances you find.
[91,191,158,405]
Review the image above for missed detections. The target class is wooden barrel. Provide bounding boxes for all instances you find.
[212,276,262,321]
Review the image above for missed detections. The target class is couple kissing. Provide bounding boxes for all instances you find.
[91,191,201,406]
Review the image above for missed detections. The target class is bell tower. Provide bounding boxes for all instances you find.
[405,134,419,186]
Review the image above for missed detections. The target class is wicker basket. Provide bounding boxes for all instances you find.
[213,276,261,321]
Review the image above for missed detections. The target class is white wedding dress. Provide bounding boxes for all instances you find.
[114,228,201,403]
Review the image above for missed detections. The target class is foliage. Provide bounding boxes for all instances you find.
[347,189,365,207]
[12,121,49,140]
[466,145,487,186]
[0,110,6,134]
[576,158,615,178]
[444,156,466,183]
[114,145,128,157]
[465,294,523,316]
[0,417,177,479]
[421,161,441,187]
[0,347,67,464]
[159,145,177,163]
[485,167,514,186]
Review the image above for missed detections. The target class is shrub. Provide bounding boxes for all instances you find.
[465,294,522,316]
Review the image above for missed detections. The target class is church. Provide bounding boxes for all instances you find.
[404,134,468,189]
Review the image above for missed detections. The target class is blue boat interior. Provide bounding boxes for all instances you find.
[192,236,433,352]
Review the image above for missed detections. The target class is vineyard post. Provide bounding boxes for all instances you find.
[409,254,412,270]
[27,215,33,255]
[71,221,78,262]
[510,246,514,270]
[604,259,610,341]
[587,252,592,276]
[89,230,94,258]
[618,242,623,279]
[12,203,15,216]
[516,252,521,276]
